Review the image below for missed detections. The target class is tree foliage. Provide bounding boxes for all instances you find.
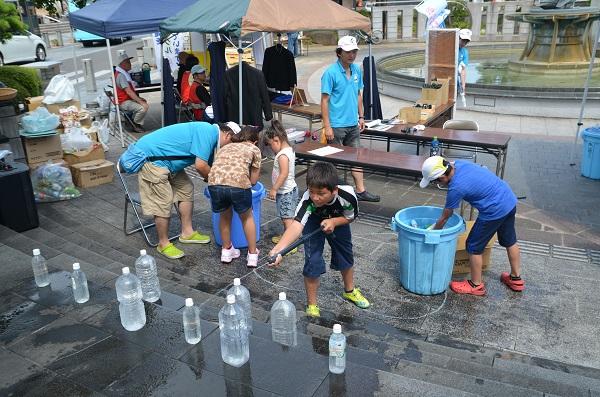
[0,0,27,43]
[32,0,88,16]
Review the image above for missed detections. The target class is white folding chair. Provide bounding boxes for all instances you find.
[442,119,479,163]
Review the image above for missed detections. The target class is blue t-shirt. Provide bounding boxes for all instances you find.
[445,160,516,221]
[458,47,469,69]
[135,122,219,173]
[321,60,363,128]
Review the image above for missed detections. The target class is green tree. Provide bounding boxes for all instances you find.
[0,0,27,43]
[32,0,88,17]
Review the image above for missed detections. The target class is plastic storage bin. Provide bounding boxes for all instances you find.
[204,182,266,248]
[581,127,600,180]
[391,206,465,295]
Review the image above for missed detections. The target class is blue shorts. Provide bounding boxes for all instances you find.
[276,187,298,219]
[208,185,252,214]
[302,214,354,278]
[466,206,517,254]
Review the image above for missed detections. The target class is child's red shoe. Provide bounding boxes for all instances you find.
[449,280,486,296]
[500,272,525,291]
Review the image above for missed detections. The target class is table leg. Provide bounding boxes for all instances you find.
[278,112,282,123]
[309,119,312,133]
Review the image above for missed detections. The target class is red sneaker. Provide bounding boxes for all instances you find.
[501,272,525,291]
[449,280,486,296]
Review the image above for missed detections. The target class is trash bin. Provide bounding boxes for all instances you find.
[203,182,266,248]
[581,127,600,180]
[391,206,465,295]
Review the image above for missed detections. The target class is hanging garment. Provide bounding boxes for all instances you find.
[209,41,227,123]
[163,58,177,126]
[363,56,383,120]
[262,44,297,91]
[225,62,273,127]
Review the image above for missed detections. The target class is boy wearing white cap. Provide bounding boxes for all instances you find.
[420,156,524,296]
[320,35,380,202]
[458,29,472,99]
[114,52,148,133]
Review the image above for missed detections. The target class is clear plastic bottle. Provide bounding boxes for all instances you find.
[71,263,90,304]
[430,136,441,157]
[183,298,202,344]
[270,292,297,347]
[115,267,146,331]
[410,219,419,228]
[227,278,252,334]
[31,248,50,287]
[219,294,249,367]
[329,323,346,374]
[134,249,161,303]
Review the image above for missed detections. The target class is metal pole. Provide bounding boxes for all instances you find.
[82,58,96,92]
[70,29,82,107]
[160,41,164,127]
[238,37,243,124]
[368,39,373,120]
[107,39,125,147]
[569,22,600,165]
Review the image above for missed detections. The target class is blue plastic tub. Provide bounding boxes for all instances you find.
[581,127,600,180]
[391,206,465,295]
[203,182,266,248]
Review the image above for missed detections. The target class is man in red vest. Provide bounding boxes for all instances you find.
[187,65,211,121]
[115,52,149,133]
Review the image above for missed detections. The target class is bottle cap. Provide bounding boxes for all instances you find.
[226,294,236,304]
[333,324,342,333]
[73,263,80,270]
[233,278,241,286]
[279,292,286,300]
[185,298,194,307]
[433,135,438,139]
[32,248,40,255]
[140,249,147,256]
[122,267,130,274]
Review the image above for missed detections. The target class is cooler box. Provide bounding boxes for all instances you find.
[581,127,600,179]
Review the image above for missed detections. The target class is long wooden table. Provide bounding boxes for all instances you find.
[362,124,511,178]
[272,103,322,132]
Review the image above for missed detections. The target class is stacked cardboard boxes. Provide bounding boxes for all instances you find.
[453,221,496,274]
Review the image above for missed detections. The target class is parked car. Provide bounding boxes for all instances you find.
[0,32,47,66]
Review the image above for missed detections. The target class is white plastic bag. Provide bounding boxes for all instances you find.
[93,119,110,151]
[31,161,81,202]
[61,127,93,152]
[43,75,75,104]
[21,107,61,133]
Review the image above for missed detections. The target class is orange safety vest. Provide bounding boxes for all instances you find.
[189,81,204,120]
[114,70,136,104]
[180,71,193,103]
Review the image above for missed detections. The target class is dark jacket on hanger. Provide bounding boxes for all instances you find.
[262,44,297,91]
[225,62,272,127]
[209,41,227,123]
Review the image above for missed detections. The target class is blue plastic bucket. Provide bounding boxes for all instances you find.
[581,127,600,180]
[391,206,465,295]
[203,182,266,248]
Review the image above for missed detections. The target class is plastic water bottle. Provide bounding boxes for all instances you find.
[183,298,202,344]
[71,263,90,304]
[270,292,297,347]
[410,219,419,228]
[228,278,252,334]
[430,136,440,157]
[134,249,161,303]
[115,267,146,331]
[31,249,50,287]
[329,324,346,374]
[219,294,249,367]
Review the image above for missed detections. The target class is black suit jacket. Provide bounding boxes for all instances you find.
[225,62,273,127]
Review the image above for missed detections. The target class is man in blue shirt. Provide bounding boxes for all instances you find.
[321,35,380,202]
[420,156,524,296]
[134,121,239,259]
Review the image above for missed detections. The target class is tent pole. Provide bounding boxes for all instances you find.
[160,41,164,127]
[238,36,243,124]
[369,39,373,120]
[107,39,125,147]
[70,28,82,107]
[569,22,600,166]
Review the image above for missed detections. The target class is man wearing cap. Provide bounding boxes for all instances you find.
[115,52,149,133]
[188,65,211,121]
[458,29,472,99]
[131,122,240,259]
[321,35,380,202]
[419,156,524,296]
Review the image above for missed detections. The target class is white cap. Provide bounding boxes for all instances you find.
[337,35,359,52]
[279,292,286,300]
[233,278,241,286]
[73,263,80,270]
[459,29,472,41]
[226,294,236,304]
[32,248,40,256]
[140,249,147,256]
[333,324,342,333]
[419,156,448,188]
[225,121,241,134]
[122,267,130,274]
[185,298,194,307]
[190,65,206,75]
[117,52,134,64]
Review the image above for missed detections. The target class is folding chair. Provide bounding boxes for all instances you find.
[104,87,138,134]
[442,119,479,163]
[174,88,195,122]
[116,161,181,247]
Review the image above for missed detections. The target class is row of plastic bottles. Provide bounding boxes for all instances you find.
[30,249,347,373]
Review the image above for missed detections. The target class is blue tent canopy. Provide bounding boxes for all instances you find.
[68,0,196,38]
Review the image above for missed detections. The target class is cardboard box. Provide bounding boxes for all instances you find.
[435,78,451,104]
[70,159,115,188]
[62,143,105,166]
[26,96,44,112]
[421,87,444,107]
[400,107,421,123]
[453,220,496,274]
[43,99,81,115]
[22,134,63,167]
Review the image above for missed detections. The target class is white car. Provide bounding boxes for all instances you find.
[0,32,47,66]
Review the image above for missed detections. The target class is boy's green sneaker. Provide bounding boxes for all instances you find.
[179,231,211,244]
[305,304,320,318]
[342,288,370,309]
[157,243,184,259]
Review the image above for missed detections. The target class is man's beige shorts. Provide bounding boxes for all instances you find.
[138,162,194,218]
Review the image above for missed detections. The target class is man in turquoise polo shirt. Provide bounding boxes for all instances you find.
[321,35,380,202]
[132,122,238,259]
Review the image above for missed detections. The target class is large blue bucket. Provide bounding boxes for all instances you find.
[203,182,266,248]
[581,127,600,180]
[391,206,465,295]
